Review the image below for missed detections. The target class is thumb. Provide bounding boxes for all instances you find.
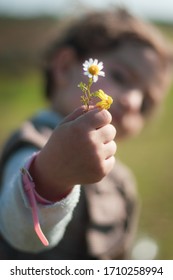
[60,105,97,125]
[77,107,112,129]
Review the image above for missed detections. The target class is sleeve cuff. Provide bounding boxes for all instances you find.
[21,152,76,205]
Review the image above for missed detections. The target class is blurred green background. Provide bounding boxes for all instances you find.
[0,16,173,259]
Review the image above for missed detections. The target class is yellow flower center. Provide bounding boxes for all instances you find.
[88,65,99,76]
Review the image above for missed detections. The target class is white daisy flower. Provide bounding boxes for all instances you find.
[83,58,105,82]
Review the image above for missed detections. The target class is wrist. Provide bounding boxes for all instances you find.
[29,152,74,202]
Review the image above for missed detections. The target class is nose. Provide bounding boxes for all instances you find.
[119,89,143,112]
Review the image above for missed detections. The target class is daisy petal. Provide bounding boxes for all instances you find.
[89,58,94,64]
[99,71,105,77]
[93,75,98,82]
[98,62,103,69]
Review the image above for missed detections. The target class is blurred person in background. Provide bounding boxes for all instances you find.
[0,8,172,260]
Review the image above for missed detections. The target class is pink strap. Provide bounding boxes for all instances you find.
[21,153,49,246]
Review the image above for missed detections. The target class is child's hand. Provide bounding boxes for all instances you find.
[30,107,117,201]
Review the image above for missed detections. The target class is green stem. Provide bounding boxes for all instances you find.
[87,78,93,106]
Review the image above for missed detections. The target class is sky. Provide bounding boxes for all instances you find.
[0,0,173,22]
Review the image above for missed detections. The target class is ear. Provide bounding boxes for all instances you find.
[51,47,77,88]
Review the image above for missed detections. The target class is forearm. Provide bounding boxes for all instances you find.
[0,148,80,253]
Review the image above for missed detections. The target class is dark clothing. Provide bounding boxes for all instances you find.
[0,111,138,260]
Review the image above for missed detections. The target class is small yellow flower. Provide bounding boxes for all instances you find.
[83,58,105,82]
[95,90,113,110]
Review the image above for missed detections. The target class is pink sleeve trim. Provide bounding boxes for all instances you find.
[21,152,49,246]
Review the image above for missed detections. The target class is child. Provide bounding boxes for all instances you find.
[0,9,172,259]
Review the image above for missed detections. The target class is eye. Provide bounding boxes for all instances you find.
[111,69,130,86]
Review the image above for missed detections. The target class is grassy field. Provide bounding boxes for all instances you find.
[0,17,173,259]
[0,70,46,141]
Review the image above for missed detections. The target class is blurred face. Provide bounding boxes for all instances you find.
[52,42,163,139]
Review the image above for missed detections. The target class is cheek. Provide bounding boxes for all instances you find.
[63,95,81,114]
[54,88,82,115]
